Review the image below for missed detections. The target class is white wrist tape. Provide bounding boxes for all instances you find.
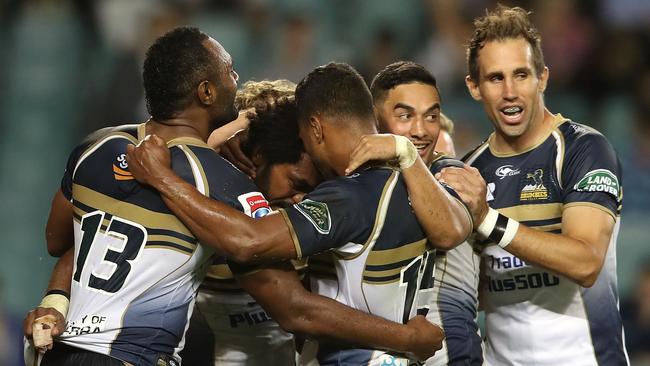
[476,207,519,248]
[394,135,418,170]
[39,293,69,318]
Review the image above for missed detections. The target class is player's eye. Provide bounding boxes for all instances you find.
[425,114,438,122]
[398,113,411,121]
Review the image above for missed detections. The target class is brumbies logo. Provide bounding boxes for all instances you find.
[294,199,331,234]
[520,168,548,201]
[237,192,271,218]
[574,169,619,199]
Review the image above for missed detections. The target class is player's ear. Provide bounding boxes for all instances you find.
[309,116,324,143]
[538,66,549,93]
[197,80,217,106]
[465,75,482,101]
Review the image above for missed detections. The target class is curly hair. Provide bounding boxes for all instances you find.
[243,97,303,165]
[467,5,545,81]
[235,79,296,111]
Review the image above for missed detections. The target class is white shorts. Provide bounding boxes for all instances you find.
[182,290,296,366]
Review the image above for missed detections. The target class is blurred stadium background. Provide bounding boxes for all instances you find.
[0,0,648,363]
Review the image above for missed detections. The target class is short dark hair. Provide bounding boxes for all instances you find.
[142,26,219,120]
[370,61,439,102]
[295,62,374,123]
[467,5,545,81]
[244,97,303,165]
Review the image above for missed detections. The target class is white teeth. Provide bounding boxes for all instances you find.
[503,106,522,115]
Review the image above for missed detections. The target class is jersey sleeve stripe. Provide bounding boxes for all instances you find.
[177,145,209,197]
[497,202,563,222]
[339,170,400,260]
[72,133,138,178]
[551,129,565,188]
[563,201,617,220]
[73,183,195,237]
[279,208,303,259]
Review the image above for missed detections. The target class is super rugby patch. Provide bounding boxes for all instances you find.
[294,199,331,234]
[238,192,271,218]
[573,169,619,199]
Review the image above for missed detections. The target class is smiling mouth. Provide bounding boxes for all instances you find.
[499,106,523,124]
[412,141,432,156]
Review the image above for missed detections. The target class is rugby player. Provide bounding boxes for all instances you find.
[346,6,629,365]
[126,62,473,365]
[24,31,444,365]
[368,61,483,365]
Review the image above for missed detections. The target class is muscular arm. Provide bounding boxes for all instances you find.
[45,189,74,257]
[502,206,613,287]
[126,136,296,263]
[400,158,472,249]
[438,167,614,287]
[346,134,472,249]
[236,263,444,361]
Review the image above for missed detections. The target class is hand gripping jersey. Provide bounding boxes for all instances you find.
[280,167,451,366]
[425,156,483,366]
[464,115,629,366]
[57,124,270,366]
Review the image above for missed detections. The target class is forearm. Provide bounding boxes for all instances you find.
[240,267,424,353]
[47,248,74,293]
[483,206,612,287]
[155,172,294,262]
[402,158,472,249]
[504,225,604,287]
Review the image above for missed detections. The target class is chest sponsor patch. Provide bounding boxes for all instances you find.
[238,192,271,218]
[574,169,619,199]
[294,199,331,234]
[495,164,521,179]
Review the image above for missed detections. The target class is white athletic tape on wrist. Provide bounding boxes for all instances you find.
[39,294,69,318]
[476,207,519,248]
[394,135,417,169]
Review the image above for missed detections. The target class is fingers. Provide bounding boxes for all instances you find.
[24,310,36,340]
[33,315,57,350]
[345,134,396,175]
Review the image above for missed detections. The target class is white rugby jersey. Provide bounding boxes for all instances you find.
[57,124,270,366]
[465,115,629,365]
[281,166,464,365]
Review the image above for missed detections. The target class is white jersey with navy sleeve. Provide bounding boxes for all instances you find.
[281,167,440,366]
[58,124,271,366]
[464,115,629,366]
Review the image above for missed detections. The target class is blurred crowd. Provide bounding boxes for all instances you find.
[0,0,648,364]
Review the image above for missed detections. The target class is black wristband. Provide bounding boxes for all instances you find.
[45,289,70,300]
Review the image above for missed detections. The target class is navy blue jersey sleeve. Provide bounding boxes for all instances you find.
[279,179,373,259]
[188,146,271,217]
[60,126,127,200]
[562,132,622,217]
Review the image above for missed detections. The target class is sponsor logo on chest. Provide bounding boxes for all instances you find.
[495,164,521,179]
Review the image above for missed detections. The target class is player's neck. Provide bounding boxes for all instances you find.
[491,108,555,155]
[146,116,208,143]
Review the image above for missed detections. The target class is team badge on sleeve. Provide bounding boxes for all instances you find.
[238,192,271,218]
[294,199,331,234]
[574,169,619,199]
